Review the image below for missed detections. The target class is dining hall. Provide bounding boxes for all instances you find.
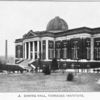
[15,16,100,68]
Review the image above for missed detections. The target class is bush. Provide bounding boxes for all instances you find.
[67,73,74,81]
[0,64,25,73]
[43,65,51,75]
[51,58,58,72]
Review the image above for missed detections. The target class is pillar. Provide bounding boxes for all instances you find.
[24,42,27,59]
[28,42,31,59]
[37,41,40,59]
[91,36,94,61]
[41,40,43,60]
[46,40,48,60]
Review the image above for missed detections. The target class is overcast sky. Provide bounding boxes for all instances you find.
[0,2,100,57]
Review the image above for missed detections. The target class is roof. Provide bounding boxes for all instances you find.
[15,38,23,43]
[15,27,100,43]
[46,16,68,31]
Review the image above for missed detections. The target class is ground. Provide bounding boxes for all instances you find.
[0,71,100,92]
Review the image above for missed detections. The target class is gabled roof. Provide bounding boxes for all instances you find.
[23,30,55,39]
[23,30,37,39]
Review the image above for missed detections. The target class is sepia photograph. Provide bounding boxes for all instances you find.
[1,2,100,99]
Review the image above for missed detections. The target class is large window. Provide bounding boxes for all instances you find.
[71,41,79,60]
[55,41,61,59]
[48,41,54,59]
[85,38,91,60]
[70,39,80,60]
[16,45,23,58]
[94,38,100,60]
[70,38,82,60]
[62,40,67,59]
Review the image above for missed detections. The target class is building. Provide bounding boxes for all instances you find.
[15,16,100,69]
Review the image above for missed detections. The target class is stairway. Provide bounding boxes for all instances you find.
[18,59,32,70]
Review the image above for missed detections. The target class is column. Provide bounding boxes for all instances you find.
[23,43,24,59]
[24,42,27,59]
[41,40,43,60]
[28,42,31,59]
[37,41,40,59]
[32,41,35,60]
[91,36,94,61]
[46,40,48,60]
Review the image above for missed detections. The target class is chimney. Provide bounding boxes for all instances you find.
[5,40,8,64]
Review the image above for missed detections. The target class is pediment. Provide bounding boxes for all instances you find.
[23,30,37,38]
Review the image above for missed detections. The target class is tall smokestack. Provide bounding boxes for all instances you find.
[5,40,8,64]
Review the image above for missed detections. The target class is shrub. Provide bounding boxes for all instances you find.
[51,58,58,72]
[43,65,51,75]
[67,73,74,81]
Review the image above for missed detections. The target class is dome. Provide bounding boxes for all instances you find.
[46,16,68,31]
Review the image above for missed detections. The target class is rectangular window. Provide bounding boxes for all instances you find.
[85,38,91,60]
[55,41,61,59]
[48,41,54,59]
[70,39,79,60]
[94,38,100,60]
[62,40,67,59]
[16,45,23,58]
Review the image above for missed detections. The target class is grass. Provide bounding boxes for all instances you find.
[0,71,100,92]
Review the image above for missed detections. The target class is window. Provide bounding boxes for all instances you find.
[62,40,67,59]
[86,39,91,60]
[48,41,54,59]
[94,38,100,60]
[55,41,61,59]
[72,41,79,60]
[70,40,79,60]
[16,45,23,58]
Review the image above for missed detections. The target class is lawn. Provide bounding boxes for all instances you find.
[0,71,100,92]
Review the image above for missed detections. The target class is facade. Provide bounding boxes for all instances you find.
[15,16,100,68]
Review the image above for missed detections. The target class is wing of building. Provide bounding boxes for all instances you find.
[15,16,100,69]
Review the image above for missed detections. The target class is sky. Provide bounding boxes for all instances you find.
[0,2,100,57]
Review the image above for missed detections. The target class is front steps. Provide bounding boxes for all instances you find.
[18,59,33,71]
